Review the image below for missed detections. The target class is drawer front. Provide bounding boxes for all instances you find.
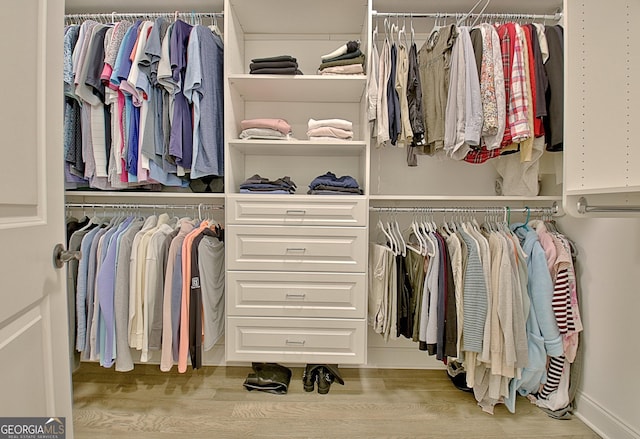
[226,317,366,364]
[227,225,367,272]
[227,271,366,318]
[227,195,367,226]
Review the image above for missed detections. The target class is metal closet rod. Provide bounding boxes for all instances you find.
[64,11,223,22]
[371,11,562,21]
[577,197,640,214]
[65,202,224,210]
[369,205,557,215]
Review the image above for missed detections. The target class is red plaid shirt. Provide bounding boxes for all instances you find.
[508,23,530,143]
[464,143,502,164]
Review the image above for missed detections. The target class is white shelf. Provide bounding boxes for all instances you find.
[228,74,366,103]
[565,185,640,196]
[229,139,366,156]
[229,0,367,35]
[65,191,225,199]
[228,193,365,201]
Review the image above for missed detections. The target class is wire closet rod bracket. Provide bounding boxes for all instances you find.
[576,197,640,214]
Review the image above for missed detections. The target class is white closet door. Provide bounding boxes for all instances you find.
[0,0,73,431]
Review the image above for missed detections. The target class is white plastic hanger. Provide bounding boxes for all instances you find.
[393,217,407,257]
[378,219,396,253]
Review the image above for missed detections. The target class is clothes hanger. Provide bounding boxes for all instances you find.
[210,14,223,38]
[410,14,415,46]
[426,13,440,48]
[378,218,395,253]
[394,217,407,257]
[470,0,491,27]
[372,17,378,43]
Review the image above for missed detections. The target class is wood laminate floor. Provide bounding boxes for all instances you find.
[72,363,600,438]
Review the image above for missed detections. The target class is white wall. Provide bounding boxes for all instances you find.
[557,216,640,439]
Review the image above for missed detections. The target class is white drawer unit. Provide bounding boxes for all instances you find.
[226,225,367,272]
[227,271,366,318]
[227,195,367,226]
[226,317,367,364]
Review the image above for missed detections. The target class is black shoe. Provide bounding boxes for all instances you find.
[317,366,334,394]
[302,364,319,392]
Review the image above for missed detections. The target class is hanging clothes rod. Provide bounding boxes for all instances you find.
[576,197,640,214]
[371,11,562,21]
[369,204,558,215]
[64,11,223,23]
[65,202,224,211]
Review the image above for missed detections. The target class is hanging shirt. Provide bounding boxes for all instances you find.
[113,217,144,372]
[169,20,195,171]
[375,37,391,146]
[199,233,225,351]
[418,23,457,154]
[185,25,225,179]
[406,42,425,149]
[387,43,401,145]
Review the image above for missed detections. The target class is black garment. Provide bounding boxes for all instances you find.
[396,255,413,339]
[470,27,483,78]
[442,234,458,359]
[387,44,401,145]
[435,232,447,360]
[250,60,298,70]
[321,48,363,64]
[346,40,360,53]
[189,175,224,193]
[526,24,548,120]
[250,67,300,75]
[544,25,564,151]
[407,42,425,164]
[251,55,297,63]
[66,216,89,244]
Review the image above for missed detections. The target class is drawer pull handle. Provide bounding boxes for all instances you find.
[286,209,307,215]
[285,339,306,346]
[285,293,306,300]
[286,247,307,253]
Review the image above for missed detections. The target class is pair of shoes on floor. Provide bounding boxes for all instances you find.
[446,360,473,393]
[243,363,292,394]
[302,364,345,394]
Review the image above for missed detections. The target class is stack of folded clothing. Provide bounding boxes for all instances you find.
[318,40,365,75]
[308,171,363,195]
[239,118,293,140]
[250,55,301,75]
[240,174,297,194]
[307,118,354,141]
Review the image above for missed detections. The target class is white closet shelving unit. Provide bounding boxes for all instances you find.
[223,0,371,365]
[65,0,616,370]
[563,0,640,217]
